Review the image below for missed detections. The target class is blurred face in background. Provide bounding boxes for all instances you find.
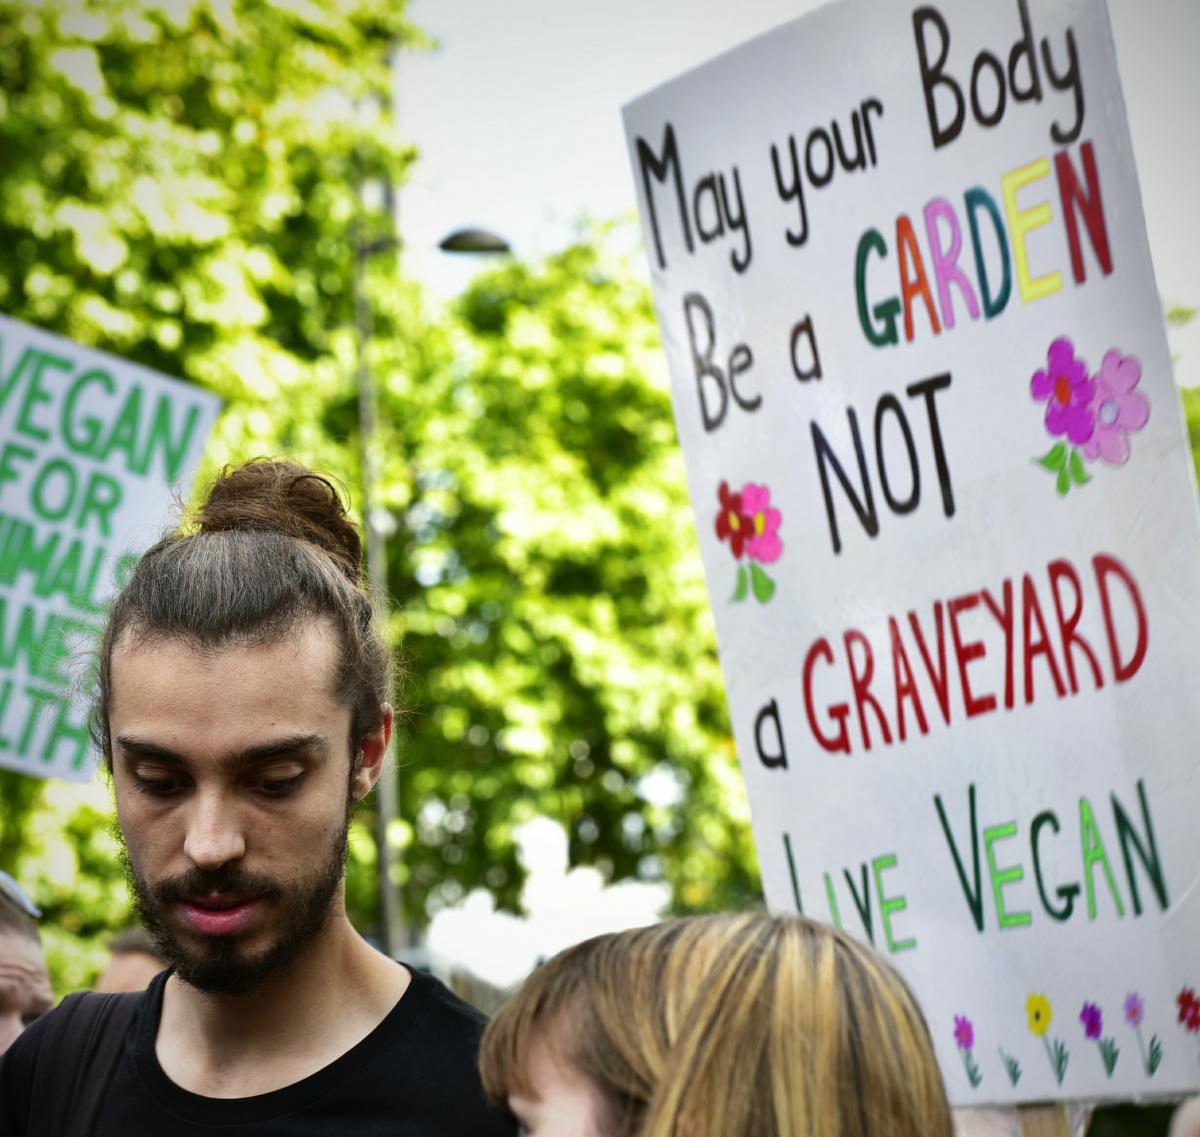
[506,1034,605,1137]
[94,948,164,994]
[0,929,52,1054]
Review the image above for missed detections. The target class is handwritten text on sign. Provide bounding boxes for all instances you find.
[0,315,219,781]
[625,0,1200,1106]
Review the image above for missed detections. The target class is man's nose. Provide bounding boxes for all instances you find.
[182,791,246,870]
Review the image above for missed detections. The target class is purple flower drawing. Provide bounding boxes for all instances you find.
[1081,1001,1119,1078]
[1125,994,1145,1027]
[1032,337,1095,444]
[1125,992,1162,1076]
[952,1015,981,1088]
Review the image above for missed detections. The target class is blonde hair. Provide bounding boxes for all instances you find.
[480,913,952,1137]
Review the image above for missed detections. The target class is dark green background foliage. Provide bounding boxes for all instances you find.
[386,242,756,922]
[0,0,755,987]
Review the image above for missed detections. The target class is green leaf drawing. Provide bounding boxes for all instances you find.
[1099,1037,1119,1077]
[750,562,775,604]
[961,1050,982,1089]
[999,1049,1022,1086]
[1148,1034,1163,1076]
[1056,465,1071,495]
[1038,442,1068,471]
[732,564,749,602]
[1049,1038,1069,1085]
[1068,448,1091,486]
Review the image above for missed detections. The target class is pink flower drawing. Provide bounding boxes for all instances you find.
[954,1015,975,1050]
[740,483,783,565]
[1082,350,1150,465]
[1031,337,1095,445]
[1125,993,1144,1027]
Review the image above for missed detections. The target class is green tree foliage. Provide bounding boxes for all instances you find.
[0,0,761,986]
[0,0,421,980]
[382,238,759,922]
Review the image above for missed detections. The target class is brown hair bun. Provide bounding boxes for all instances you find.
[195,459,362,584]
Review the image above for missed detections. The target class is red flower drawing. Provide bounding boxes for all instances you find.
[715,480,750,560]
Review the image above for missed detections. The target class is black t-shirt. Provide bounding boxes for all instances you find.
[0,966,516,1135]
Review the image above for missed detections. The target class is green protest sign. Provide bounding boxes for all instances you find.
[0,314,219,781]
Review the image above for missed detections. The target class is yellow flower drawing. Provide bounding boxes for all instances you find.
[1026,993,1053,1037]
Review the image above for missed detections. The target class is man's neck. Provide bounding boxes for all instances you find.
[155,913,410,1099]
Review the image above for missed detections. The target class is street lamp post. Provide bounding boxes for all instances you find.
[353,230,406,959]
[353,218,509,961]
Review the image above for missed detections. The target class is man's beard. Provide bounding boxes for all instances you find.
[120,818,349,997]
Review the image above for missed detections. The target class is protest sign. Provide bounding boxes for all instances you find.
[624,0,1200,1106]
[0,315,219,781]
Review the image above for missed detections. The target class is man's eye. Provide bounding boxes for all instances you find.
[259,774,303,797]
[134,776,183,797]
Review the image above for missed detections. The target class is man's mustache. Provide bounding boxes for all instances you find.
[151,866,284,905]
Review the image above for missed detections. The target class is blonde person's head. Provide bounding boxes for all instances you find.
[480,913,952,1137]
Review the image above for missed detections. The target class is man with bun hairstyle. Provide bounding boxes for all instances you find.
[0,461,515,1136]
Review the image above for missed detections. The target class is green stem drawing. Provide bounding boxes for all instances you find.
[960,1048,982,1089]
[732,564,748,602]
[999,1048,1022,1087]
[1035,442,1090,496]
[1043,1035,1069,1084]
[1133,1024,1163,1076]
[1098,1036,1119,1077]
[749,561,775,603]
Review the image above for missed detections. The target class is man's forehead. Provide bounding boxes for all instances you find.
[108,620,350,744]
[110,623,344,700]
[112,617,341,669]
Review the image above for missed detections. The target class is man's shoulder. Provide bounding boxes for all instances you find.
[404,966,489,1028]
[0,988,148,1135]
[363,967,515,1134]
[5,987,145,1063]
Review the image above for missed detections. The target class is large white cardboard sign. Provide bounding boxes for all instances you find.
[0,315,219,781]
[624,0,1200,1106]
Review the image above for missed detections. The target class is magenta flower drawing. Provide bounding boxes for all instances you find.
[952,1015,981,1088]
[1032,337,1096,444]
[1083,350,1150,465]
[716,480,783,604]
[1080,1003,1103,1040]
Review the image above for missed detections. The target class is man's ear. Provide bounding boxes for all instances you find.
[351,704,393,801]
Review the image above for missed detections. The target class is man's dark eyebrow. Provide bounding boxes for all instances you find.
[115,733,331,770]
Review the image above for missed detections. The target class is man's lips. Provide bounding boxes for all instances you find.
[179,896,264,937]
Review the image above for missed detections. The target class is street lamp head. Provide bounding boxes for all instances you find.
[438,227,511,255]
